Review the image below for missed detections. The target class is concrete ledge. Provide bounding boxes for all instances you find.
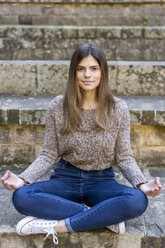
[0,165,164,247]
[0,26,165,60]
[0,95,165,126]
[0,61,165,96]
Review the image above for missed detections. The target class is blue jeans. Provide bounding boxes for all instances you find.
[12,158,148,232]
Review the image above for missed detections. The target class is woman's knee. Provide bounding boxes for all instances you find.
[12,186,29,213]
[128,189,148,217]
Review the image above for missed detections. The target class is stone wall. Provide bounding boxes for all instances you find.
[0,1,165,25]
[0,124,165,166]
[0,26,165,61]
[0,125,44,163]
[131,126,165,166]
[0,61,165,96]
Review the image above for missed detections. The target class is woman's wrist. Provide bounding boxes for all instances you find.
[18,177,29,185]
[137,182,146,190]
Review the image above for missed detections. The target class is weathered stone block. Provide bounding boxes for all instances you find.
[18,15,32,25]
[96,27,121,39]
[121,28,142,39]
[130,126,145,148]
[1,144,33,163]
[29,126,45,144]
[155,111,165,126]
[141,111,155,125]
[62,27,78,39]
[108,64,117,92]
[27,4,42,16]
[7,110,19,124]
[34,144,42,158]
[43,26,63,39]
[40,4,57,15]
[0,110,7,124]
[13,126,29,144]
[145,126,165,146]
[76,5,97,19]
[0,39,3,49]
[18,26,43,39]
[0,63,37,95]
[145,28,165,39]
[0,15,19,24]
[36,64,69,95]
[78,27,97,39]
[7,4,27,15]
[20,110,45,125]
[130,111,141,125]
[117,63,165,96]
[0,125,13,144]
[141,236,165,248]
[138,147,165,166]
[116,65,141,95]
[131,148,138,161]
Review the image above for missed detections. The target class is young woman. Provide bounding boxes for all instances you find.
[1,43,162,245]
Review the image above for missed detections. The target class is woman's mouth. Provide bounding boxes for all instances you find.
[82,81,94,85]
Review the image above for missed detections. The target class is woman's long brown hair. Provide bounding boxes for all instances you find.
[60,43,115,135]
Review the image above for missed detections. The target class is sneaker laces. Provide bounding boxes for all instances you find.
[43,226,58,245]
[30,220,58,245]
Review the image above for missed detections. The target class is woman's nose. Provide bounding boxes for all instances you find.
[84,69,91,77]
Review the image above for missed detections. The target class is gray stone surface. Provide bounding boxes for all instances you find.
[0,61,165,96]
[0,95,165,126]
[0,165,164,247]
[0,26,165,60]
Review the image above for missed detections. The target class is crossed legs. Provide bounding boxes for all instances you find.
[12,178,148,233]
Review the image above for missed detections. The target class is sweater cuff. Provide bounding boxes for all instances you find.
[131,175,148,189]
[18,173,33,184]
[18,176,30,185]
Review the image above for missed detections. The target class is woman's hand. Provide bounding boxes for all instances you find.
[1,170,26,190]
[139,177,162,197]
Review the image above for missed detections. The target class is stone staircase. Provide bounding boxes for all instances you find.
[0,25,165,61]
[0,0,165,247]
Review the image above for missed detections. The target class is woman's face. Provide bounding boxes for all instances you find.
[76,55,101,94]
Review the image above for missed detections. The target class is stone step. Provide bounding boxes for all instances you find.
[0,95,164,126]
[0,0,165,26]
[0,95,165,165]
[0,25,165,61]
[0,165,165,247]
[0,60,165,96]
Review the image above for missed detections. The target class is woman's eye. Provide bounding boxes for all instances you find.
[77,67,83,71]
[92,67,98,71]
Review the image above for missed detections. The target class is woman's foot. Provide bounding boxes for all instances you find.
[16,216,59,244]
[107,222,125,234]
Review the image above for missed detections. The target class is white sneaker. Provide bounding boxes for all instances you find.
[107,222,126,234]
[16,216,58,245]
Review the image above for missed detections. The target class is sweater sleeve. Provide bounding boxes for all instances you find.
[115,101,148,188]
[18,100,59,184]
